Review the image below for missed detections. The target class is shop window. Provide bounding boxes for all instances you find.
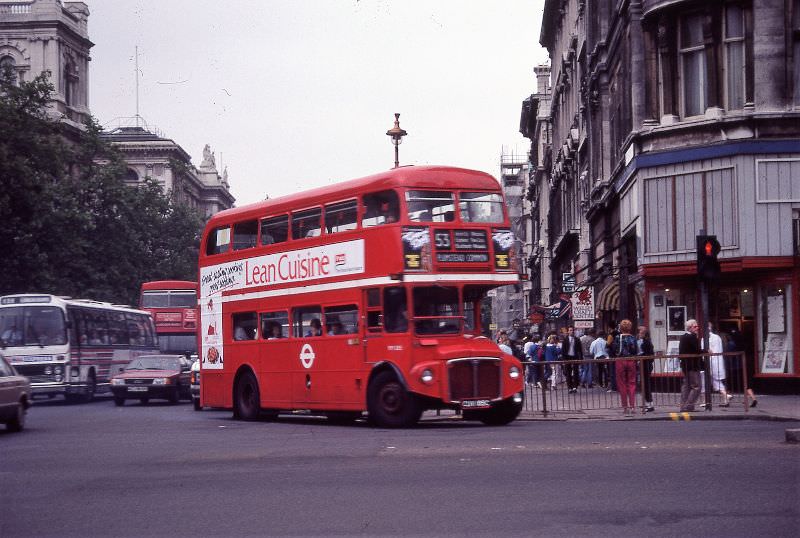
[757,284,794,374]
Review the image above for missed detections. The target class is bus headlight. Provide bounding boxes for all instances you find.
[509,366,520,379]
[420,369,434,384]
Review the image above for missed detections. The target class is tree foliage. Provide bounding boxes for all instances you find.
[0,70,204,306]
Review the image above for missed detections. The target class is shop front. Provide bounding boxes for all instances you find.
[643,258,799,392]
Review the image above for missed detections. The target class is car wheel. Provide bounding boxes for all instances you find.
[114,396,125,407]
[7,402,26,432]
[193,397,202,411]
[139,397,149,405]
[233,370,260,421]
[367,371,422,428]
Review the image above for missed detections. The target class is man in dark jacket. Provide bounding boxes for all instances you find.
[638,326,655,412]
[678,319,702,411]
[562,325,580,393]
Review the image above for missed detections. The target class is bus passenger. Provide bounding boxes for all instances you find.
[328,320,344,336]
[306,318,322,337]
[267,322,283,339]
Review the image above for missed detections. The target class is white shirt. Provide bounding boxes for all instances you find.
[589,337,608,358]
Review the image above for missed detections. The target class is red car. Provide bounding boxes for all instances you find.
[110,355,192,406]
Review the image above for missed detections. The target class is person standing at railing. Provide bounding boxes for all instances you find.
[704,322,732,407]
[610,319,638,417]
[590,331,609,388]
[678,319,702,412]
[579,328,595,388]
[524,334,543,386]
[637,326,655,412]
[542,334,561,390]
[562,326,580,393]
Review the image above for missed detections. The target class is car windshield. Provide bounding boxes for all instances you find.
[126,357,180,371]
[0,305,67,347]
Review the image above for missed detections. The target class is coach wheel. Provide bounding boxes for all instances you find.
[367,371,422,428]
[233,370,261,421]
[478,397,522,426]
[114,396,125,407]
[82,372,96,403]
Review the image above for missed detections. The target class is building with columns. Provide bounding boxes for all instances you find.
[0,0,235,215]
[523,0,800,391]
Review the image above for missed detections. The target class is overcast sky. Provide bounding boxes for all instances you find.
[87,1,548,207]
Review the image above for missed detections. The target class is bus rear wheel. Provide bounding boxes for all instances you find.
[367,371,422,428]
[233,370,261,421]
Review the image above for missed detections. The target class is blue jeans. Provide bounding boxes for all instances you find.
[579,356,593,386]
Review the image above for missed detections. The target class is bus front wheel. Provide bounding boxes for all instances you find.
[233,370,261,421]
[367,371,422,428]
[467,397,522,426]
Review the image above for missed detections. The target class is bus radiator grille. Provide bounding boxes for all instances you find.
[448,360,500,401]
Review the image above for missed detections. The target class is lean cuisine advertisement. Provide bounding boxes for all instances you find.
[199,240,365,369]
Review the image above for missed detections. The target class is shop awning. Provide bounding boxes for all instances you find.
[595,281,644,312]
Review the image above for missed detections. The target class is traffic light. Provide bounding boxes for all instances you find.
[696,235,721,280]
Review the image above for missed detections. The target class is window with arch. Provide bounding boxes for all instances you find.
[63,59,78,107]
[0,55,17,85]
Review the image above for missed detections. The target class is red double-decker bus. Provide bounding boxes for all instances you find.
[139,281,198,356]
[198,166,524,427]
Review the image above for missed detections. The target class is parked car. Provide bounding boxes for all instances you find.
[0,352,32,432]
[190,358,201,411]
[110,355,192,406]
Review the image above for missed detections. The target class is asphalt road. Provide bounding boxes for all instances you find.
[1,398,798,537]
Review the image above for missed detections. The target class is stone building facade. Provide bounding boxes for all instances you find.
[0,0,235,215]
[524,0,800,390]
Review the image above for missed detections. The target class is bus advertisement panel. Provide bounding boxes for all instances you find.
[140,281,198,356]
[0,294,159,402]
[198,166,524,427]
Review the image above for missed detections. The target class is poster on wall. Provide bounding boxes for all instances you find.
[667,306,687,335]
[762,333,788,373]
[766,294,786,333]
[661,340,682,373]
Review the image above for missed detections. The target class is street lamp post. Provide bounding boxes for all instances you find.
[386,113,407,168]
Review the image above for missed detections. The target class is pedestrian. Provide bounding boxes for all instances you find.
[678,319,702,412]
[727,329,757,408]
[525,334,544,388]
[579,328,595,388]
[542,334,561,389]
[637,326,655,412]
[562,325,580,393]
[705,322,731,406]
[497,331,513,356]
[610,319,638,416]
[590,331,609,387]
[606,324,620,392]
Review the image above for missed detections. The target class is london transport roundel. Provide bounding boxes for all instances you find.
[299,344,316,369]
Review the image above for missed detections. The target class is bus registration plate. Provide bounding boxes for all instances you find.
[128,386,148,392]
[461,399,491,409]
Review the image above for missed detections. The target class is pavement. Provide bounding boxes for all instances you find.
[422,394,800,423]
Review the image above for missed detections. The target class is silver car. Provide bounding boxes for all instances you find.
[0,353,32,432]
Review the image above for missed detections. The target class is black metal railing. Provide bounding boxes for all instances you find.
[521,352,749,416]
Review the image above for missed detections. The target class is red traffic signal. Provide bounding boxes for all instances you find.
[696,235,721,280]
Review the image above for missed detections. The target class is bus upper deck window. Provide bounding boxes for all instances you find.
[324,200,358,234]
[292,208,322,239]
[261,215,289,246]
[206,226,231,255]
[459,192,505,223]
[406,191,455,223]
[362,190,399,227]
[233,220,258,251]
